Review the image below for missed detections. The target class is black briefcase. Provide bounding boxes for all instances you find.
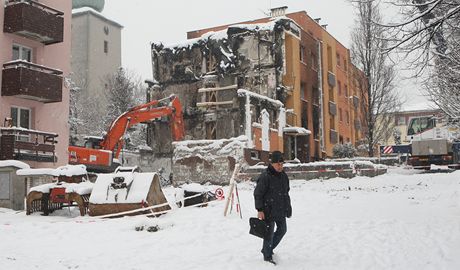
[249,217,269,239]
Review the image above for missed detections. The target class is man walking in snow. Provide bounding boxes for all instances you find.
[254,151,292,265]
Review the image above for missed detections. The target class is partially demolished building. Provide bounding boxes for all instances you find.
[148,7,367,181]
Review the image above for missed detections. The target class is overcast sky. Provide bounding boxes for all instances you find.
[101,0,430,108]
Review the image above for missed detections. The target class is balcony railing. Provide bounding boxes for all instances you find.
[3,0,64,45]
[2,60,63,103]
[0,127,58,163]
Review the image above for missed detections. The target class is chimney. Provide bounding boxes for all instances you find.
[314,18,321,23]
[321,24,328,30]
[270,6,288,17]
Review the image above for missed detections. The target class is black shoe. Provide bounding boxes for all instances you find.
[264,257,276,265]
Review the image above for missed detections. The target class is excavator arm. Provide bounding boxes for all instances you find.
[68,95,184,172]
[100,95,184,157]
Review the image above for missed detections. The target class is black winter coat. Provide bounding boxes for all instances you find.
[254,164,292,220]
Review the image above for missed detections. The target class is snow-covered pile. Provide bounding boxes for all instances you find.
[89,172,157,204]
[172,135,247,163]
[1,168,459,269]
[250,160,387,170]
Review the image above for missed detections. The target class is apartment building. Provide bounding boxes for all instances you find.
[0,0,71,167]
[71,0,122,105]
[149,7,367,162]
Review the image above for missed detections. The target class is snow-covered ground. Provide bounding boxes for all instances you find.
[1,167,459,270]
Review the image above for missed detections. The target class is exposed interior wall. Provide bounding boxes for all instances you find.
[148,20,296,161]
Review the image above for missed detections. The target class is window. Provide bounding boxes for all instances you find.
[104,40,108,53]
[327,46,333,71]
[338,81,342,96]
[344,58,348,71]
[329,87,334,102]
[346,111,350,124]
[311,52,317,70]
[336,53,341,66]
[300,83,306,100]
[344,84,349,97]
[407,117,435,135]
[398,116,406,125]
[300,45,305,63]
[339,108,343,122]
[12,44,32,62]
[11,107,31,141]
[330,115,335,130]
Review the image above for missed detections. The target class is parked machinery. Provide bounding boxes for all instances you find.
[68,95,184,172]
[380,116,460,169]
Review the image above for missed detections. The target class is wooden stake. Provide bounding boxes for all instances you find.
[224,163,240,216]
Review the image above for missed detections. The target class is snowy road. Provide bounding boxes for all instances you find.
[1,167,459,269]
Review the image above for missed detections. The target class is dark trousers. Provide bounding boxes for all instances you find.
[262,217,287,259]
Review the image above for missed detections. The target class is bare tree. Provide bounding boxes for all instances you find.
[381,0,459,65]
[350,0,402,156]
[67,76,107,144]
[103,68,146,150]
[380,0,460,123]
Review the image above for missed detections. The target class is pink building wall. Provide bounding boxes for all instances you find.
[0,0,72,168]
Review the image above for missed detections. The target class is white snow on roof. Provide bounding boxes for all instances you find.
[284,126,311,135]
[17,165,87,177]
[73,7,123,28]
[237,89,284,107]
[0,160,30,169]
[29,181,93,195]
[89,172,158,204]
[161,17,294,51]
[0,126,58,136]
[402,102,437,112]
[162,29,229,52]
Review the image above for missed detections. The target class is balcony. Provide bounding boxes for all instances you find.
[0,127,58,163]
[2,60,63,103]
[3,0,64,45]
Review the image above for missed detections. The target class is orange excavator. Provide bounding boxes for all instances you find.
[68,95,185,172]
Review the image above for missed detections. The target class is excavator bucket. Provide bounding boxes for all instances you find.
[88,172,171,217]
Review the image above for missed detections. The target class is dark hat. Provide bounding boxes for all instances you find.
[270,151,284,163]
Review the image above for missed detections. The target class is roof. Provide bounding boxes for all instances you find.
[72,7,124,29]
[0,160,30,170]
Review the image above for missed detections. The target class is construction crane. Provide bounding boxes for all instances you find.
[68,95,184,172]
